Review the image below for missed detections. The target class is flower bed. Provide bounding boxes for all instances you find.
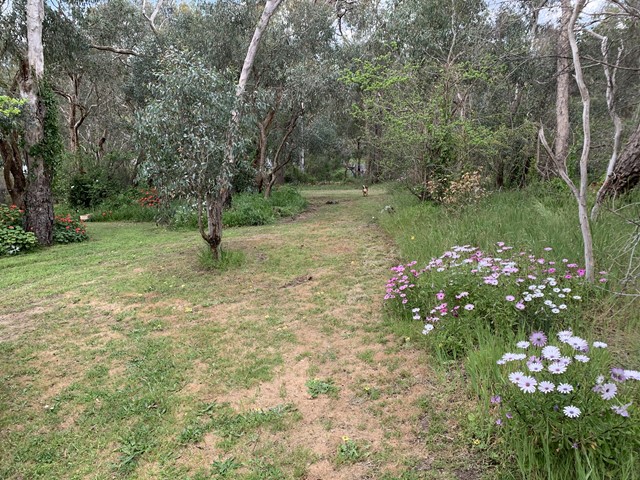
[384,243,606,359]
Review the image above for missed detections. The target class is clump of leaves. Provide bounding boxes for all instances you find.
[336,436,367,464]
[211,457,241,476]
[306,378,339,399]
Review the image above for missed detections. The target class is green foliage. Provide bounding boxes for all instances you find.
[223,194,274,227]
[267,186,308,218]
[135,49,245,209]
[494,336,639,480]
[0,95,26,135]
[223,187,308,228]
[30,84,63,173]
[53,214,88,244]
[306,378,339,399]
[0,204,37,255]
[68,171,116,208]
[62,152,137,208]
[380,187,640,479]
[0,204,24,227]
[86,189,159,222]
[341,57,503,197]
[336,437,366,464]
[0,225,38,256]
[197,245,245,271]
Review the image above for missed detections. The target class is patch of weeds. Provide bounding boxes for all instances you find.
[211,456,241,476]
[294,351,312,362]
[320,417,334,431]
[116,434,152,475]
[356,349,376,364]
[306,378,339,399]
[199,403,296,451]
[361,385,381,400]
[388,370,416,394]
[336,436,368,465]
[245,457,285,479]
[178,420,209,445]
[198,245,245,272]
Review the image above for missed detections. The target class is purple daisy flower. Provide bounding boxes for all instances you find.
[541,346,561,360]
[538,381,555,393]
[529,331,547,347]
[611,368,627,382]
[548,362,567,374]
[527,362,543,372]
[600,383,618,400]
[557,383,574,394]
[563,405,581,418]
[518,376,537,393]
[611,402,632,418]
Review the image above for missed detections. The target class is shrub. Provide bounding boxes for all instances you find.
[88,189,158,222]
[0,204,24,227]
[487,330,640,479]
[223,194,274,227]
[0,204,37,255]
[53,214,88,244]
[268,186,308,217]
[0,224,37,255]
[384,243,605,359]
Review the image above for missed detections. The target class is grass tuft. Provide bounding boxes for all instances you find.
[197,245,246,271]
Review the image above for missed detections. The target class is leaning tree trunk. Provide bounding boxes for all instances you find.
[206,0,284,259]
[594,122,640,202]
[21,0,54,246]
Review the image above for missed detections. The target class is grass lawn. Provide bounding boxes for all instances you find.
[0,186,484,480]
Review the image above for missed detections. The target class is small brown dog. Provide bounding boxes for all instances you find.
[362,185,369,197]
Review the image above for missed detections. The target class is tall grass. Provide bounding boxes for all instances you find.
[379,185,639,284]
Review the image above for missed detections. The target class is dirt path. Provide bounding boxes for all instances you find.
[165,188,474,479]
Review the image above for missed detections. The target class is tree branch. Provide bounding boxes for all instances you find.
[89,44,138,56]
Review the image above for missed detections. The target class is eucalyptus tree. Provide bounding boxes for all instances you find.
[250,0,337,195]
[136,53,242,256]
[138,0,283,258]
[0,0,62,244]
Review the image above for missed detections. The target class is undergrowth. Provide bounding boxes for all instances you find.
[379,184,640,479]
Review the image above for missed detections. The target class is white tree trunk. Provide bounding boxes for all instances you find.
[567,0,595,282]
[22,0,54,246]
[26,0,44,79]
[590,33,624,220]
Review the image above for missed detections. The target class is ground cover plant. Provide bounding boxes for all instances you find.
[488,330,640,479]
[384,243,605,359]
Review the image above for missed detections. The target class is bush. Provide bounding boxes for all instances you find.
[0,225,37,255]
[223,193,274,227]
[485,330,640,479]
[53,214,88,244]
[0,204,37,255]
[88,189,159,222]
[268,186,308,217]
